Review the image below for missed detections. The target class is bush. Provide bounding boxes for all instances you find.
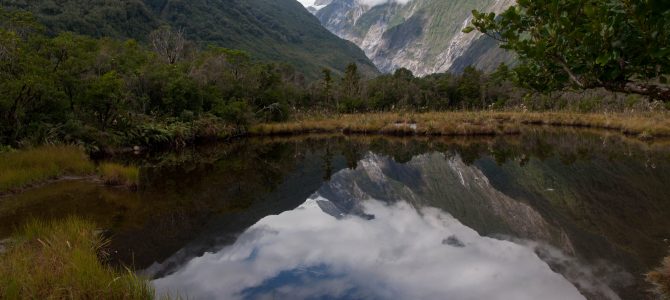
[214,100,254,129]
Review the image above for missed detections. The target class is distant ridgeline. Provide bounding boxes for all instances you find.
[0,0,379,78]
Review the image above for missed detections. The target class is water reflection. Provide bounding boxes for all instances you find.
[154,198,585,300]
[2,130,670,299]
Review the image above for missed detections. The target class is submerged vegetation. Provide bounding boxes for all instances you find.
[0,145,94,193]
[0,217,154,299]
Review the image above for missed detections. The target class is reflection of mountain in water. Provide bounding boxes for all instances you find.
[153,151,645,299]
[314,152,633,299]
[154,198,586,300]
[318,152,574,249]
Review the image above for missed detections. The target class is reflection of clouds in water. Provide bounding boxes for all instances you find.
[153,198,585,300]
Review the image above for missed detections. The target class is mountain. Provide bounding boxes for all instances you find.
[314,0,516,76]
[0,0,378,78]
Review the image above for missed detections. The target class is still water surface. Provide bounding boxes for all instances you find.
[2,129,670,299]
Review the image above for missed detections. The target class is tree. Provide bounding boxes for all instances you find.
[149,26,186,65]
[465,0,670,101]
[342,63,361,97]
[86,71,125,130]
[457,66,483,108]
[322,68,333,107]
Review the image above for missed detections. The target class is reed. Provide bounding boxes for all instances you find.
[0,217,154,299]
[0,145,95,193]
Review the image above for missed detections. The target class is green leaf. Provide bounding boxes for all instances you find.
[462,26,475,33]
[595,54,610,66]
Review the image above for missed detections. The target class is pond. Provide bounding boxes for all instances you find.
[2,129,670,299]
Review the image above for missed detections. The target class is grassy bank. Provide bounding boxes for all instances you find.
[0,146,142,194]
[0,217,154,299]
[0,145,95,193]
[250,111,670,139]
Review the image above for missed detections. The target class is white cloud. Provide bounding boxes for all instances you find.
[153,197,586,300]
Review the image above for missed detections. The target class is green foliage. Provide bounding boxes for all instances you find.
[214,100,254,129]
[0,0,378,78]
[468,0,670,101]
[0,7,666,151]
[0,9,313,148]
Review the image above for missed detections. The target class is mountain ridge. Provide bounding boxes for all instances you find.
[0,0,379,78]
[314,0,515,76]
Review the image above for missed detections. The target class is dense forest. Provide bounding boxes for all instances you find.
[1,2,669,151]
[0,0,378,78]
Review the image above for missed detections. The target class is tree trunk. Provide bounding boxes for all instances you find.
[603,82,670,102]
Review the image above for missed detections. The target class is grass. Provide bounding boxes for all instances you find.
[250,111,670,139]
[0,217,154,299]
[0,145,95,193]
[98,163,140,188]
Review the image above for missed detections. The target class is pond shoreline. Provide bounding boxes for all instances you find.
[250,112,670,140]
[3,112,668,197]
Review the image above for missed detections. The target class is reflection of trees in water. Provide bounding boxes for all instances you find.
[3,130,670,286]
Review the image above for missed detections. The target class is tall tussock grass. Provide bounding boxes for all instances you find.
[250,111,670,139]
[0,145,95,192]
[0,217,154,299]
[98,163,140,188]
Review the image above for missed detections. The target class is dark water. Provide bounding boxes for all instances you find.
[2,129,670,299]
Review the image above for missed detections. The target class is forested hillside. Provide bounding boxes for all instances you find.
[0,0,378,78]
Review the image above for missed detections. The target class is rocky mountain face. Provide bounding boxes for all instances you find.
[314,0,516,76]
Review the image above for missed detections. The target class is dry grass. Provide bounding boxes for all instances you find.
[98,163,140,188]
[250,111,670,139]
[0,145,95,193]
[648,255,670,298]
[0,217,154,299]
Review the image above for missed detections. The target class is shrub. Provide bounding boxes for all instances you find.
[214,100,255,129]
